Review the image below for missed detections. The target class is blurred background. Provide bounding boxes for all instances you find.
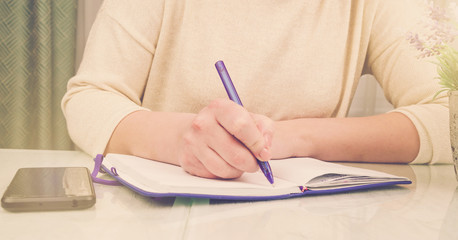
[0,0,456,151]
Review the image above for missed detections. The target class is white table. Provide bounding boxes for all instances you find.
[1,149,457,240]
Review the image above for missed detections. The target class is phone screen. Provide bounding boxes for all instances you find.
[1,167,96,212]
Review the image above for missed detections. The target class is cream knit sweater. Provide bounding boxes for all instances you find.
[62,0,451,164]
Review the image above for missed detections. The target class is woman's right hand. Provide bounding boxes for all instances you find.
[177,99,274,179]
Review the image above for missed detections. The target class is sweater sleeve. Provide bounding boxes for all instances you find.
[61,0,164,157]
[365,0,451,164]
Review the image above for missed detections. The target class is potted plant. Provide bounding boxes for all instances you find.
[407,1,458,180]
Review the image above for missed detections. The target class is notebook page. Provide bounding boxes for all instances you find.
[104,154,300,196]
[271,157,408,186]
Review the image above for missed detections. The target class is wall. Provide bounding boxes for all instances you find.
[76,0,103,70]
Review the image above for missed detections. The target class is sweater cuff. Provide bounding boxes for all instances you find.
[390,105,451,164]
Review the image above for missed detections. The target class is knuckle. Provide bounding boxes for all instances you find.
[217,168,243,179]
[226,149,258,173]
[179,155,218,179]
[231,117,250,136]
[228,148,249,166]
[189,167,216,179]
[251,139,264,149]
[182,132,194,146]
[191,115,206,131]
[205,159,242,179]
[178,155,192,169]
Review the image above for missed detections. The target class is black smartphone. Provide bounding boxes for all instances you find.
[1,167,96,212]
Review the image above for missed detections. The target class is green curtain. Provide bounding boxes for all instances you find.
[0,0,76,150]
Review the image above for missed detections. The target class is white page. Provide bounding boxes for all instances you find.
[270,157,407,185]
[104,154,301,196]
[103,154,409,197]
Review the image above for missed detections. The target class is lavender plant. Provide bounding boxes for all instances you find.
[407,1,458,97]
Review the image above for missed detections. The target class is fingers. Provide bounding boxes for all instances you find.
[178,98,274,179]
[186,105,258,174]
[179,155,219,179]
[203,117,259,173]
[179,147,244,179]
[210,99,272,162]
[251,113,274,149]
[179,110,249,179]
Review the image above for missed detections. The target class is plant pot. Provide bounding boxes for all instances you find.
[449,91,458,181]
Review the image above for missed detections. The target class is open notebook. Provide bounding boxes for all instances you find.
[94,154,411,201]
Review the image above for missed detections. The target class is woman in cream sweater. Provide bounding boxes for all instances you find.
[62,0,451,179]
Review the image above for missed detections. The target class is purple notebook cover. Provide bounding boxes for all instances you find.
[92,154,411,201]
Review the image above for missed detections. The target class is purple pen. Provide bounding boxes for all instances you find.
[215,60,274,185]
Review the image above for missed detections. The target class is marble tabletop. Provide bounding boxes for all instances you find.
[1,149,457,240]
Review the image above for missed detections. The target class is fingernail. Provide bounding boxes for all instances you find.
[259,147,271,161]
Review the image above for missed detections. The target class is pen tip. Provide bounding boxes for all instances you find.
[268,177,274,185]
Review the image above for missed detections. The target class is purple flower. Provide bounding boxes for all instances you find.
[407,1,458,58]
[407,1,458,94]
